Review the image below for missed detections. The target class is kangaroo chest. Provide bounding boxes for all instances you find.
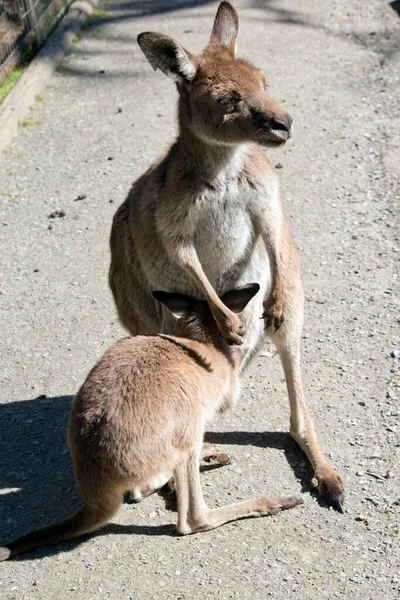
[191,182,256,283]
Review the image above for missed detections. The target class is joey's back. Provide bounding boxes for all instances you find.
[71,334,231,434]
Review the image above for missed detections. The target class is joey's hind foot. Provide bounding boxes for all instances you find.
[259,495,304,516]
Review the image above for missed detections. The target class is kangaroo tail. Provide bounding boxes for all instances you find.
[0,501,117,561]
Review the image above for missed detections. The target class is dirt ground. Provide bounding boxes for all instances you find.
[0,1,399,599]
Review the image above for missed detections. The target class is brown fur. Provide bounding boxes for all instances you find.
[109,2,344,510]
[0,285,303,561]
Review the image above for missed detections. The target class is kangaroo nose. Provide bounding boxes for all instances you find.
[269,116,293,139]
[270,118,289,132]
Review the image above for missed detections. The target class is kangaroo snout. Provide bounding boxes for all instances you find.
[252,106,293,143]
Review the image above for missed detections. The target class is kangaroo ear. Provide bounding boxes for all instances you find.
[138,32,197,83]
[221,283,260,314]
[153,290,197,318]
[209,1,239,55]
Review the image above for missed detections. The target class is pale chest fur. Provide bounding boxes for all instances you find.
[189,172,279,288]
[156,167,281,361]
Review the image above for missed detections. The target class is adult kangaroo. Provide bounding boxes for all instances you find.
[109,2,344,511]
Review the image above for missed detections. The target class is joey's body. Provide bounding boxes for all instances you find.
[109,2,344,510]
[69,333,234,500]
[0,285,302,561]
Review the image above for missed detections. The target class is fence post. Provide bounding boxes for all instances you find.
[24,0,40,44]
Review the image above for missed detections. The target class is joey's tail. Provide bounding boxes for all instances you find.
[0,502,116,561]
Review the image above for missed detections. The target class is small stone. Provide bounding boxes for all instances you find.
[369,449,381,459]
[74,194,87,201]
[275,163,283,169]
[107,156,114,161]
[355,511,368,522]
[356,471,364,476]
[384,470,394,479]
[48,210,65,219]
[390,349,400,359]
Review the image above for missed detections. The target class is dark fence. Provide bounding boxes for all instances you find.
[0,0,72,85]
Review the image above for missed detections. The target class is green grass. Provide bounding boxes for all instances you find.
[34,93,44,102]
[90,8,108,19]
[17,119,43,127]
[0,67,27,105]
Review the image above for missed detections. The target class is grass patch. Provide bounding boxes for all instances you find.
[17,119,43,127]
[0,67,27,105]
[34,93,44,102]
[90,8,108,19]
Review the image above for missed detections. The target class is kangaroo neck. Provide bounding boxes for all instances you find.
[175,127,249,182]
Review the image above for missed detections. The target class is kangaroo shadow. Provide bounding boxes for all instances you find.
[204,429,320,500]
[0,395,78,542]
[0,395,180,561]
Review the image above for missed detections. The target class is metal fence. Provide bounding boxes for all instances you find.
[0,0,72,85]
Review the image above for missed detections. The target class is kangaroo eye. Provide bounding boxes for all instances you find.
[218,96,233,106]
[217,96,240,107]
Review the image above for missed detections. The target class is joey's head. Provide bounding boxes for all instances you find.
[137,2,293,148]
[153,283,260,351]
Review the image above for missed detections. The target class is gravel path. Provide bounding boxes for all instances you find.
[0,1,399,599]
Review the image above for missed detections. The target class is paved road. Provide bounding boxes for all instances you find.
[0,1,399,599]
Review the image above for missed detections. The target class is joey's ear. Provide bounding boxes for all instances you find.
[221,283,260,313]
[153,290,197,318]
[138,32,197,83]
[209,1,239,55]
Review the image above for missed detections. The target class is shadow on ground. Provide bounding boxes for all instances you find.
[205,429,316,496]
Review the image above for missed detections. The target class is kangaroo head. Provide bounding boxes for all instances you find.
[153,283,260,344]
[138,2,292,148]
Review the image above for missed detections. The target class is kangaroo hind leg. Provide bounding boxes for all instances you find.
[174,451,302,535]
